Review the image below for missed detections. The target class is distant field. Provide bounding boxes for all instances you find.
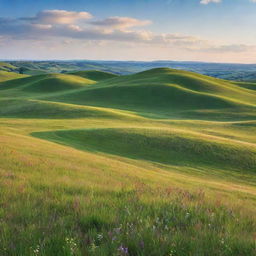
[0,68,255,255]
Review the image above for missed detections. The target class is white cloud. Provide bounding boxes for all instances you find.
[21,10,93,25]
[90,17,151,29]
[200,0,221,4]
[0,9,255,61]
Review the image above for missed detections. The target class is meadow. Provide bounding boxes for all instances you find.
[0,67,255,256]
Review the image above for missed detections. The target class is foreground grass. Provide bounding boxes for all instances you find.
[1,182,255,256]
[0,119,255,256]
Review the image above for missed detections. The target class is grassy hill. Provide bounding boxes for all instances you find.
[0,68,255,256]
[0,62,17,72]
[33,127,256,172]
[0,70,28,82]
[48,68,256,120]
[0,73,95,92]
[70,70,119,81]
[234,81,256,90]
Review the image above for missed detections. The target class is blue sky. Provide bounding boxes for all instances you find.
[0,0,256,62]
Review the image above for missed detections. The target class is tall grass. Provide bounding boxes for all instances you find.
[0,68,255,255]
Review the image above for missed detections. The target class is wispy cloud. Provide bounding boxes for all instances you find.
[200,0,221,5]
[21,10,92,24]
[90,17,151,29]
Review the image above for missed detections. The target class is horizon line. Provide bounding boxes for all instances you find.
[1,59,256,65]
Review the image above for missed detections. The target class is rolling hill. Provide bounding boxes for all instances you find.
[0,73,95,92]
[0,68,255,256]
[0,62,17,72]
[46,68,256,120]
[70,70,119,81]
[33,127,256,172]
[0,70,27,82]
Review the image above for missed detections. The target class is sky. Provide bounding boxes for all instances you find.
[0,0,256,63]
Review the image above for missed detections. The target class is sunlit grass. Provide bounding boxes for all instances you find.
[0,68,255,255]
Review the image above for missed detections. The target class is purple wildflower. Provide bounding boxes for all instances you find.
[118,244,129,255]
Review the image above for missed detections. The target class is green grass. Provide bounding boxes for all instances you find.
[234,81,256,90]
[33,127,256,172]
[3,73,95,93]
[70,70,119,81]
[0,62,17,72]
[0,71,28,82]
[0,68,255,255]
[47,68,256,120]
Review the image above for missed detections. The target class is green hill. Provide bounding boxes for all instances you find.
[34,127,256,172]
[0,67,256,256]
[49,68,256,120]
[0,70,27,82]
[234,81,256,91]
[0,73,95,92]
[70,70,119,81]
[0,62,17,72]
[23,74,96,93]
[0,99,139,119]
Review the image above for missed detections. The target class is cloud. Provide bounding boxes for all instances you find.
[200,0,221,4]
[21,10,92,24]
[0,10,153,42]
[90,17,151,29]
[0,15,205,48]
[200,44,256,53]
[0,9,254,58]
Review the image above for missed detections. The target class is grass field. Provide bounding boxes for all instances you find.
[0,68,255,256]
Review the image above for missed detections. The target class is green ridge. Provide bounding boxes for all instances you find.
[48,68,256,119]
[33,127,256,172]
[70,70,118,81]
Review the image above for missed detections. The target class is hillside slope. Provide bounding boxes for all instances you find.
[0,62,17,72]
[48,68,256,120]
[34,127,256,172]
[0,67,256,255]
[0,70,28,82]
[70,70,119,81]
[0,73,96,93]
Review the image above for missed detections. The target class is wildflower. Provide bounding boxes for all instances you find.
[89,241,98,252]
[118,244,129,255]
[97,233,103,241]
[65,237,77,254]
[139,240,145,249]
[33,245,40,255]
[169,249,175,256]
